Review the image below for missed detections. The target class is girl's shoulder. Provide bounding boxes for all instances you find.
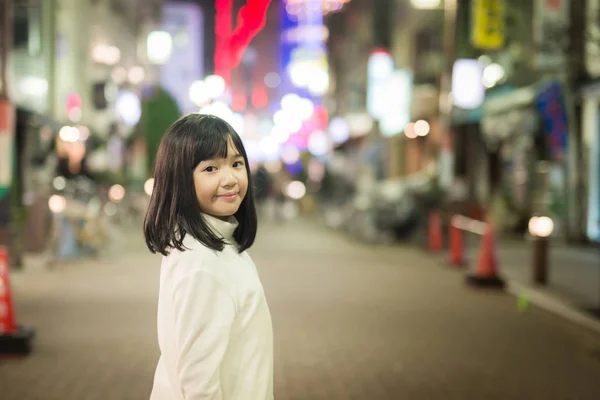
[164,233,242,273]
[165,235,218,266]
[161,236,248,293]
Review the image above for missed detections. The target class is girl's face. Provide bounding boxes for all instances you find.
[193,138,248,220]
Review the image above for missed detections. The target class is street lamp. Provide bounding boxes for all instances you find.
[528,216,554,285]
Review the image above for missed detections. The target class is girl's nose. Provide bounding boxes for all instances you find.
[221,169,237,186]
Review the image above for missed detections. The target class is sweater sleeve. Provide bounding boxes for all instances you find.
[173,270,237,400]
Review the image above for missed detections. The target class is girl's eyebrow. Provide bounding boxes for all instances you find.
[200,153,243,163]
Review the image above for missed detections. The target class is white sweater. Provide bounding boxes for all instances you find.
[150,215,274,400]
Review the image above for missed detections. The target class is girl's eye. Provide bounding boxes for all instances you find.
[204,166,217,172]
[233,161,245,168]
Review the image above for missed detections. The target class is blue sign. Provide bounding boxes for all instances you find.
[279,1,323,104]
[535,81,569,161]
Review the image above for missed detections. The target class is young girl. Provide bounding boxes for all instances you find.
[144,113,274,400]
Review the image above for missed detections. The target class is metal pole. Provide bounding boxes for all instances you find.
[437,0,457,191]
[532,236,549,285]
[0,0,12,100]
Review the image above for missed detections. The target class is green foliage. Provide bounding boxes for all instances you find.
[136,87,181,172]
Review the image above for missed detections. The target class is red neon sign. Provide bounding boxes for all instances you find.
[215,0,272,84]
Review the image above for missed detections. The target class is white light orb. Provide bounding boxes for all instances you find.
[264,72,281,88]
[308,70,330,95]
[273,110,286,127]
[271,126,290,143]
[328,116,350,144]
[410,0,441,9]
[297,98,314,120]
[77,125,90,141]
[59,126,79,142]
[308,131,330,156]
[260,136,280,158]
[147,31,173,65]
[414,120,430,137]
[482,63,505,88]
[53,176,66,191]
[189,80,209,106]
[128,66,146,85]
[48,195,67,213]
[115,91,142,126]
[281,93,302,113]
[528,216,554,238]
[144,178,154,196]
[204,75,226,99]
[285,181,306,200]
[108,184,126,203]
[230,112,245,137]
[273,110,302,134]
[404,122,417,139]
[111,66,128,84]
[201,101,233,122]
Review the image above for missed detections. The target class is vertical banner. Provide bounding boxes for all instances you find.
[585,0,600,77]
[536,81,569,222]
[280,0,326,103]
[470,0,505,50]
[536,81,569,162]
[587,116,600,241]
[534,0,570,70]
[0,99,14,190]
[160,2,204,114]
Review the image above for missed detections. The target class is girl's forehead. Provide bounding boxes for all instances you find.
[226,137,238,149]
[200,137,242,162]
[226,138,242,154]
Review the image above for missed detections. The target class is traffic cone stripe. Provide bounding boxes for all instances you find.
[428,211,444,252]
[0,247,36,355]
[466,223,505,288]
[448,221,465,266]
[0,248,17,334]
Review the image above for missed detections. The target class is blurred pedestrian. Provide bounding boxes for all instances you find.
[143,114,274,400]
[253,163,273,217]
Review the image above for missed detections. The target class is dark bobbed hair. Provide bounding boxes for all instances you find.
[143,113,257,255]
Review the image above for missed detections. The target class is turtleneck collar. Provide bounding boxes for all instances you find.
[202,213,239,241]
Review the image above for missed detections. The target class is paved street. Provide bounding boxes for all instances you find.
[2,218,600,399]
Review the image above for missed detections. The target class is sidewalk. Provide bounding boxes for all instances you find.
[452,232,600,333]
[485,238,599,308]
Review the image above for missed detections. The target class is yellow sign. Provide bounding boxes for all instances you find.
[471,0,505,49]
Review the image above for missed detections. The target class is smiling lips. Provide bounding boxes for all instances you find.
[218,193,238,200]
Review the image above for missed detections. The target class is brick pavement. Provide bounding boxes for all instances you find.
[1,218,600,399]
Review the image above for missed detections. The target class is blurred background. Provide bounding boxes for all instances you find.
[1,0,600,399]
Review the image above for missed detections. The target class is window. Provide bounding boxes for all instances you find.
[13,0,41,56]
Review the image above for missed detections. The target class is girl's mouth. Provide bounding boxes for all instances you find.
[218,193,238,200]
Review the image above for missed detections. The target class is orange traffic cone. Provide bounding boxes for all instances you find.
[466,225,505,288]
[428,211,443,252]
[448,219,465,267]
[0,247,35,356]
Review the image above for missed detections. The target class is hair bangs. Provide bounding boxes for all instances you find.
[192,116,237,167]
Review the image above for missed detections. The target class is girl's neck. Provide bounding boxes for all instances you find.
[201,213,238,240]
